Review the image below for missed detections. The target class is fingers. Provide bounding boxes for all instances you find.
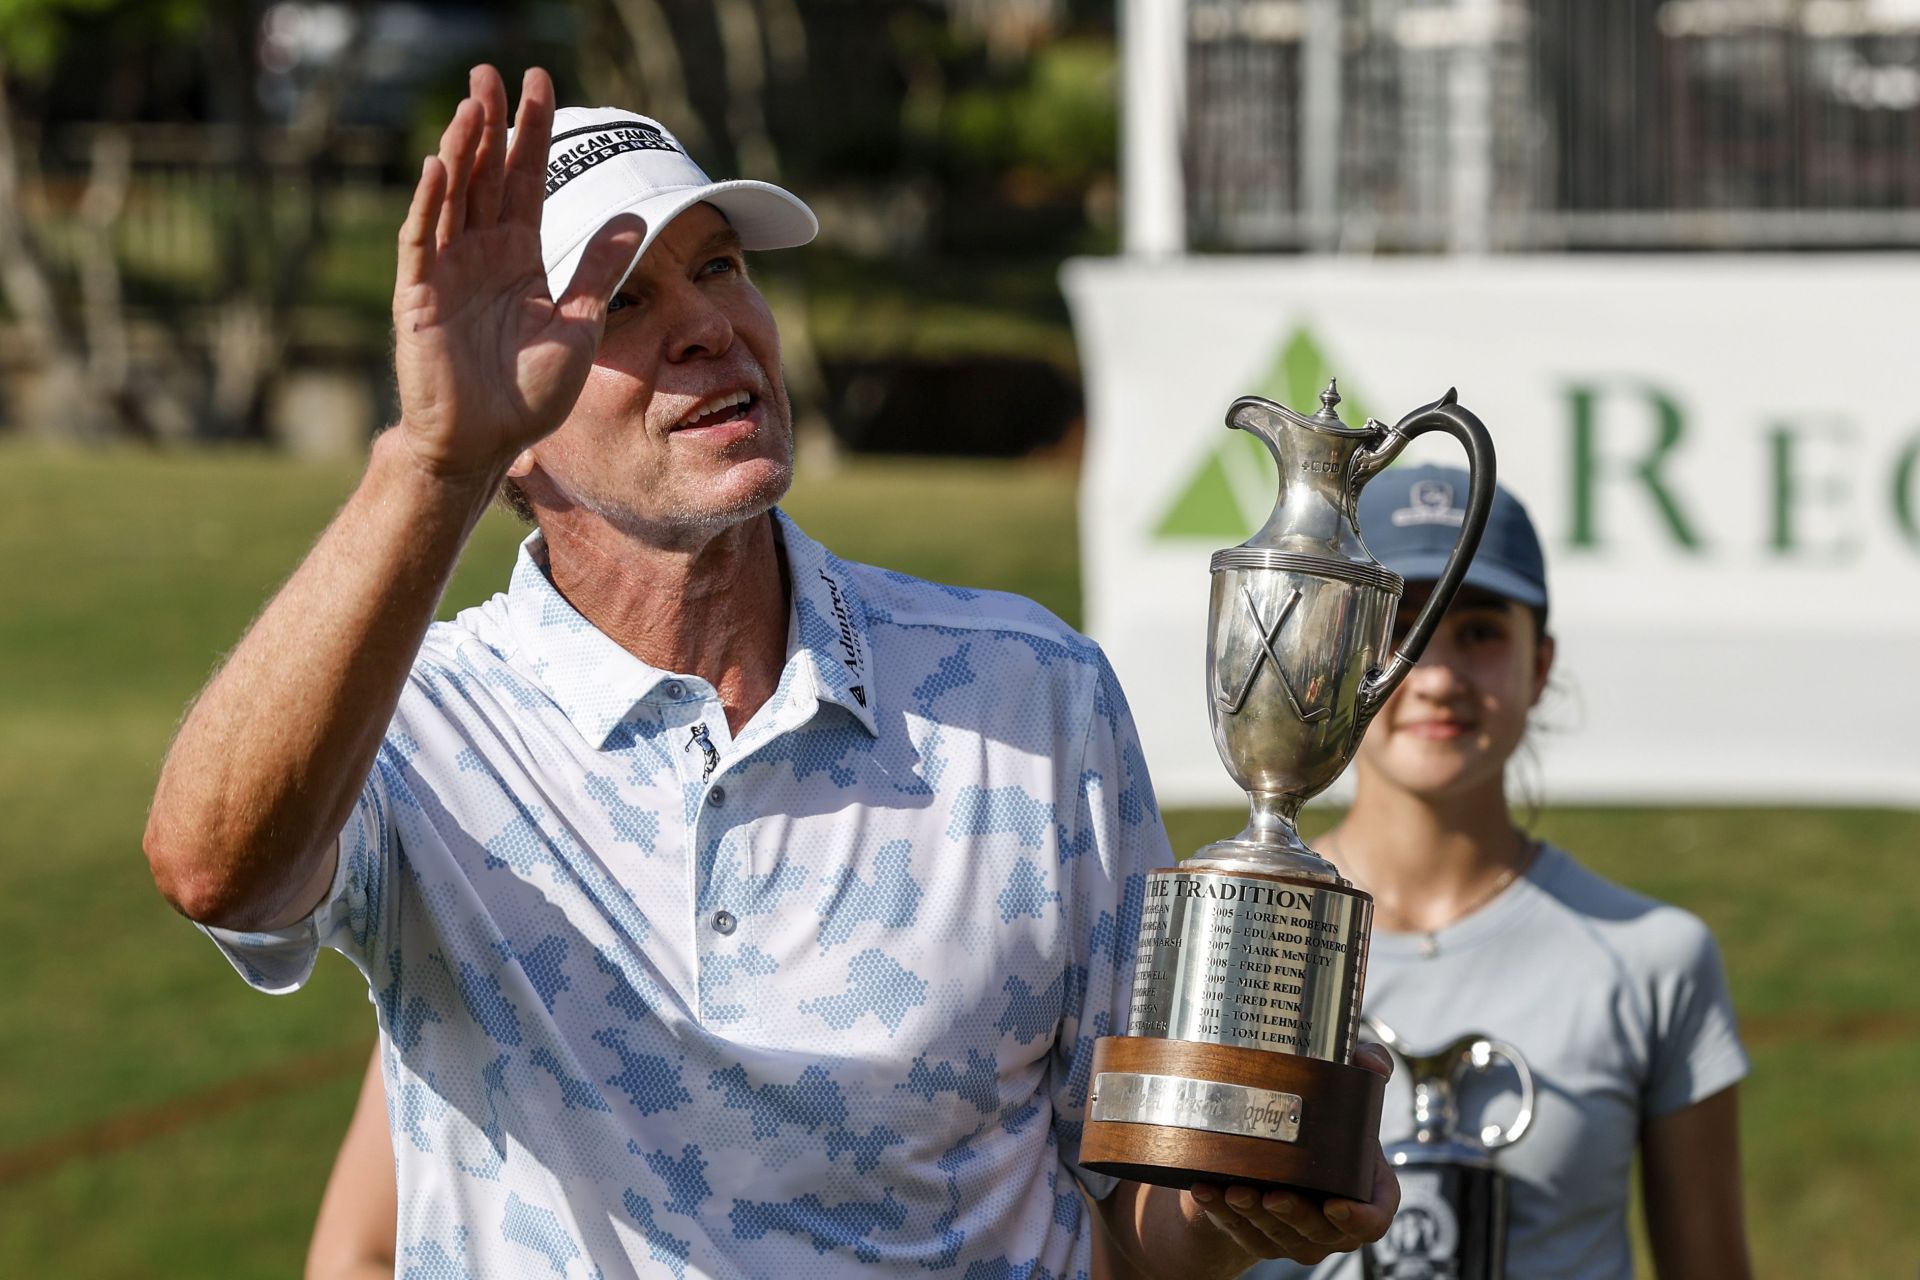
[1319,1145,1403,1245]
[1297,1159,1405,1258]
[556,212,646,316]
[1189,1185,1307,1262]
[435,98,483,248]
[397,155,448,289]
[500,67,556,229]
[412,64,548,262]
[465,65,510,228]
[1191,1176,1401,1264]
[1245,1186,1354,1250]
[1355,1042,1395,1079]
[1190,1183,1339,1264]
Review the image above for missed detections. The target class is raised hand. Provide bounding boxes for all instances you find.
[391,65,644,484]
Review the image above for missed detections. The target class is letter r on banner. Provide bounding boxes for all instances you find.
[1566,380,1705,552]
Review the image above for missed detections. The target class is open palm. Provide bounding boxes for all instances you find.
[391,67,643,482]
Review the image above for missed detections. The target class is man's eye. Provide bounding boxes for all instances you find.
[607,293,633,313]
[703,256,739,276]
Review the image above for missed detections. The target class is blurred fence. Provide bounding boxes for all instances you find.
[1182,0,1920,251]
[22,122,399,306]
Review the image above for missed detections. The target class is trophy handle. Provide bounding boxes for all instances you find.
[1353,389,1498,726]
[1458,1036,1536,1150]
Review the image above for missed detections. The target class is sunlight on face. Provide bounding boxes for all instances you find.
[515,204,794,547]
[1354,585,1553,803]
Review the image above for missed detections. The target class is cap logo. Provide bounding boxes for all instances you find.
[1391,479,1464,527]
[545,121,681,196]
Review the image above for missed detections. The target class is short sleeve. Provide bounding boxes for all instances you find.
[1049,651,1169,1200]
[200,749,398,994]
[1642,911,1750,1118]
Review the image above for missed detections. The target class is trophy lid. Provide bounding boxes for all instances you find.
[1227,379,1373,442]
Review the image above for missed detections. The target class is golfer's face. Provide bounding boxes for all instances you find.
[1355,585,1551,798]
[523,203,794,540]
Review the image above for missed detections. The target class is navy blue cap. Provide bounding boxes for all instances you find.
[1357,465,1548,612]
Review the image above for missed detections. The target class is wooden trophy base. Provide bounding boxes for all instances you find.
[1079,1035,1386,1201]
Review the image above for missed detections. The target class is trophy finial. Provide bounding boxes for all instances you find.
[1316,379,1342,420]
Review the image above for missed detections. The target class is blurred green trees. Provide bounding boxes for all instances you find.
[0,0,1119,448]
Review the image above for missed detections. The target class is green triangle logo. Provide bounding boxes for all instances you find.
[1152,327,1374,540]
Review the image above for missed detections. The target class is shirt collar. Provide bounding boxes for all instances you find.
[773,509,879,738]
[503,532,669,748]
[503,511,879,748]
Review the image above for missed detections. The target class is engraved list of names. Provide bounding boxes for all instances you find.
[1125,870,1367,1062]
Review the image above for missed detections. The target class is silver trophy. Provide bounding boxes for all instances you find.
[1363,1019,1536,1280]
[1080,382,1496,1198]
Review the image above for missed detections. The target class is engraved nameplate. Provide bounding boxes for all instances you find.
[1090,1072,1304,1143]
[1127,870,1370,1062]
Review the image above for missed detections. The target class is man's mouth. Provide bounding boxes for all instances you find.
[674,389,756,433]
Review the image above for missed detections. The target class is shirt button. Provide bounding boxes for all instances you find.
[711,910,737,935]
[662,680,686,700]
[708,785,726,807]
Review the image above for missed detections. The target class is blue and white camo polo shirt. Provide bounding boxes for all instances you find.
[207,510,1164,1280]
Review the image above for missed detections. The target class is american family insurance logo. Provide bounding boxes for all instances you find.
[545,121,681,195]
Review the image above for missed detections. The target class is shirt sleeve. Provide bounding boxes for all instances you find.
[199,746,399,995]
[1050,649,1171,1200]
[1642,909,1750,1118]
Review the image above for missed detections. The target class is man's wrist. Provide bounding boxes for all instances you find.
[372,424,514,518]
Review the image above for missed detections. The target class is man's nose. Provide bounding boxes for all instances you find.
[664,289,734,362]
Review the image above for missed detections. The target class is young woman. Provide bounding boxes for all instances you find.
[1256,466,1752,1279]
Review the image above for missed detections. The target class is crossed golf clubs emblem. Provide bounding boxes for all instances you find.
[1214,585,1329,723]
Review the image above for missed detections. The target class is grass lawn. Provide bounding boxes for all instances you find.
[1,443,1913,1277]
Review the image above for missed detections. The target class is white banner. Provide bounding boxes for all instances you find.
[1063,255,1920,808]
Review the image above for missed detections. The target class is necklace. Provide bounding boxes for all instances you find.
[1324,831,1541,959]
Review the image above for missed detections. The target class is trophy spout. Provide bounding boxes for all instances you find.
[1224,395,1296,470]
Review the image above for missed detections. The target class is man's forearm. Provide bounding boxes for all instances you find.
[144,428,506,930]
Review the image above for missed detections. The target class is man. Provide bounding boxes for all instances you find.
[145,66,1396,1278]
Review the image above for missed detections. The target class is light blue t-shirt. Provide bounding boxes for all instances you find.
[1252,845,1749,1280]
[207,511,1164,1279]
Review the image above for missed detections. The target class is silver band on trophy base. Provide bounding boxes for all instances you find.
[1080,381,1498,1199]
